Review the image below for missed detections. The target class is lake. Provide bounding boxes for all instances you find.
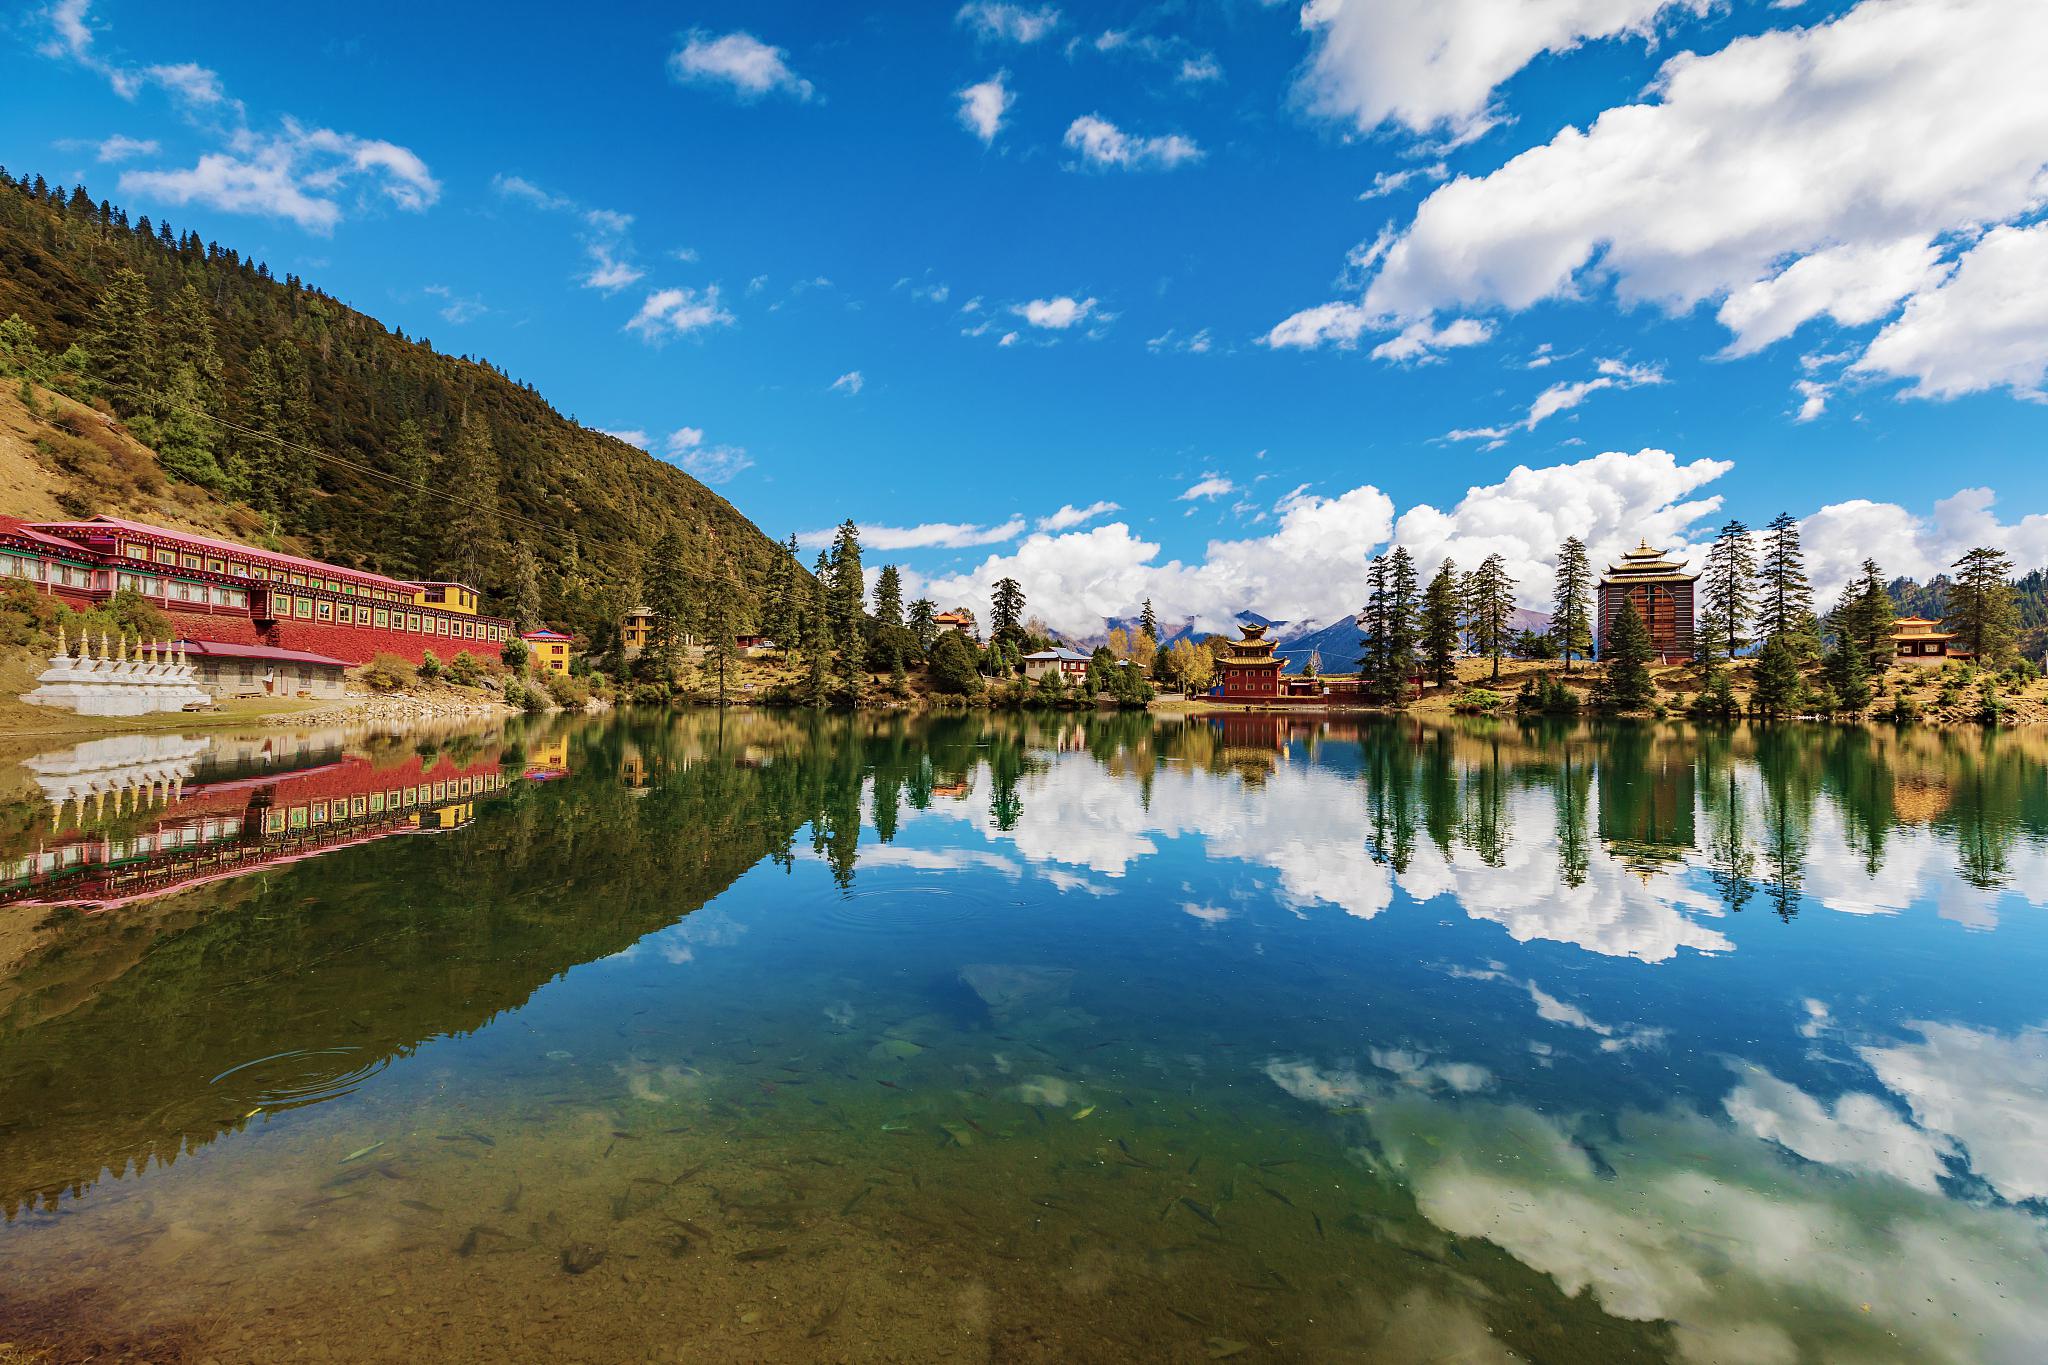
[2,711,2045,1363]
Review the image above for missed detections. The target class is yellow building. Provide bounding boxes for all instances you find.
[414,581,481,615]
[1890,616,1972,662]
[621,606,656,654]
[522,629,572,674]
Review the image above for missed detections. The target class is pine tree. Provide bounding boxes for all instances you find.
[1828,558,1895,679]
[873,563,904,629]
[234,343,283,506]
[147,364,227,488]
[805,549,835,706]
[1756,512,1816,652]
[907,598,938,653]
[770,534,804,650]
[1356,553,1393,697]
[1420,558,1461,687]
[1551,537,1593,670]
[1824,637,1871,713]
[1602,593,1656,710]
[646,529,691,684]
[701,555,742,706]
[1945,547,2020,663]
[1140,598,1159,644]
[84,266,158,417]
[1749,636,1803,716]
[510,544,543,632]
[393,419,437,575]
[270,340,316,501]
[991,577,1026,646]
[1467,553,1517,683]
[828,521,866,703]
[1701,520,1756,661]
[440,412,504,590]
[162,283,224,418]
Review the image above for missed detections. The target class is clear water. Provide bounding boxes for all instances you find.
[2,711,2045,1363]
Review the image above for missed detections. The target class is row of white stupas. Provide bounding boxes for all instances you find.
[21,626,213,716]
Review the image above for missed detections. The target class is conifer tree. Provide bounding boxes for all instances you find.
[1602,593,1656,710]
[270,340,316,500]
[990,577,1026,646]
[700,556,742,706]
[1945,547,2020,663]
[440,412,504,589]
[805,549,835,706]
[162,283,224,416]
[235,343,283,506]
[1140,598,1159,644]
[393,419,437,574]
[769,534,804,651]
[510,544,544,632]
[828,521,866,702]
[84,266,158,417]
[1749,636,1803,716]
[646,529,691,684]
[1551,537,1593,669]
[1420,558,1461,687]
[1701,520,1756,661]
[147,363,227,488]
[1829,559,1895,679]
[1824,636,1871,713]
[1466,553,1517,683]
[1756,512,1816,652]
[1356,553,1393,697]
[907,598,938,653]
[873,564,904,629]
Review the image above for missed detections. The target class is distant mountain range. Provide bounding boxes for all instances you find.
[1079,607,1553,673]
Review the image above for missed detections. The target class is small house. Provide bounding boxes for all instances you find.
[1022,647,1091,682]
[1889,617,1972,662]
[522,629,573,674]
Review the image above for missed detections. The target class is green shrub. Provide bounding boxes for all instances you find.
[446,650,482,687]
[417,649,442,680]
[501,638,530,669]
[1453,687,1506,715]
[543,667,591,709]
[362,652,416,691]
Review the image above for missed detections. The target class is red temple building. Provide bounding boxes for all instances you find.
[1597,542,1697,664]
[1214,623,1285,701]
[0,515,513,667]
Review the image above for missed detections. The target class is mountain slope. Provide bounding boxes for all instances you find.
[0,170,786,644]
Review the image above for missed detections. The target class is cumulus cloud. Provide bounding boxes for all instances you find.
[1292,0,1706,143]
[1724,1067,1957,1192]
[1349,0,2048,401]
[797,520,1026,552]
[903,448,1729,637]
[1036,501,1120,533]
[597,428,650,449]
[1860,1020,2048,1203]
[1178,474,1238,502]
[1263,301,1373,351]
[1800,486,2048,602]
[120,121,439,234]
[830,370,865,395]
[955,72,1014,144]
[1013,295,1099,329]
[1062,115,1203,171]
[669,30,813,101]
[625,286,735,342]
[956,3,1061,44]
[660,427,752,483]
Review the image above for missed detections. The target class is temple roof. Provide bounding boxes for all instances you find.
[1601,541,1697,584]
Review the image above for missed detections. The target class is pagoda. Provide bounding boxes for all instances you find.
[1597,542,1697,663]
[1215,623,1284,700]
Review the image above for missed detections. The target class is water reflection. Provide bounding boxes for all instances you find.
[0,710,2043,1362]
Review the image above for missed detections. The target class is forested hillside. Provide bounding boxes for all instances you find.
[0,168,787,647]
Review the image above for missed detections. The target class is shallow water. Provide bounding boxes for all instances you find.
[2,710,2046,1362]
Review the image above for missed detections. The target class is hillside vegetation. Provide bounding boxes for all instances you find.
[0,168,786,648]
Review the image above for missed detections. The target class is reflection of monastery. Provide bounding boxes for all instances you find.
[1596,740,1697,875]
[1597,543,1697,663]
[2,735,507,908]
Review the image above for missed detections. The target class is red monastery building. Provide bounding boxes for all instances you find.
[0,515,512,667]
[1597,542,1698,664]
[1214,623,1285,701]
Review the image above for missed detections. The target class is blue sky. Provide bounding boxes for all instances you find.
[5,0,2047,633]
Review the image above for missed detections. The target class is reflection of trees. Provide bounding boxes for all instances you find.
[1751,727,1822,920]
[1935,730,2047,890]
[1363,721,1417,872]
[1820,727,1894,879]
[1697,732,1757,914]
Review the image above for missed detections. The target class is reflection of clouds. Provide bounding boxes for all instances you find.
[853,846,1023,878]
[1181,902,1230,924]
[1370,1047,1492,1093]
[1039,868,1112,896]
[913,755,1733,959]
[1802,804,2045,928]
[1264,1058,1373,1107]
[1723,1066,1956,1192]
[1444,963,1667,1051]
[1860,1020,2048,1204]
[1359,1093,2048,1365]
[648,906,748,966]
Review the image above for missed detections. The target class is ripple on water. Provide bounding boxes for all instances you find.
[208,1047,391,1113]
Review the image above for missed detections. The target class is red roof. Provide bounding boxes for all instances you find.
[175,639,350,668]
[32,516,415,590]
[0,514,99,556]
[522,629,573,641]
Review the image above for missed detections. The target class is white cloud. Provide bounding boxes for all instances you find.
[1861,1020,2048,1203]
[956,3,1061,44]
[597,428,650,450]
[1793,379,1830,423]
[581,242,643,293]
[1801,486,2048,602]
[955,72,1015,144]
[94,133,158,163]
[1147,327,1214,354]
[1853,223,2048,400]
[1724,1067,1957,1193]
[1447,358,1665,442]
[491,175,647,295]
[422,284,486,324]
[660,427,752,483]
[1263,301,1373,350]
[625,286,735,342]
[119,121,439,233]
[1178,474,1237,502]
[1036,501,1120,533]
[1292,0,1707,143]
[1062,115,1203,171]
[1178,54,1223,84]
[830,370,864,395]
[1358,162,1447,200]
[1353,0,2048,402]
[798,520,1027,552]
[1013,295,1098,329]
[904,448,1728,637]
[668,30,813,101]
[1370,316,1494,363]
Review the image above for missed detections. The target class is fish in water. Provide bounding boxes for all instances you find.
[560,1242,607,1275]
[340,1141,384,1164]
[1206,1339,1250,1359]
[1072,1105,1097,1121]
[1179,1198,1221,1228]
[399,1199,442,1214]
[735,1245,789,1262]
[1256,1182,1297,1209]
[840,1185,875,1216]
